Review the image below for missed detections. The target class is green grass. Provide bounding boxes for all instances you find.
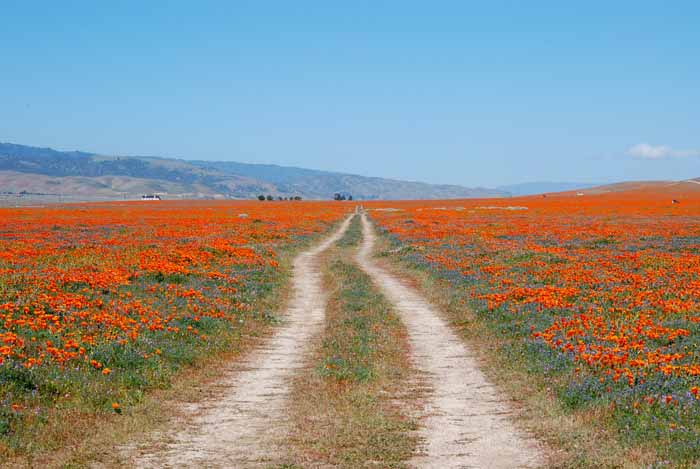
[336,214,362,248]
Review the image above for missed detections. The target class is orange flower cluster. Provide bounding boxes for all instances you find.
[0,200,348,371]
[367,189,700,401]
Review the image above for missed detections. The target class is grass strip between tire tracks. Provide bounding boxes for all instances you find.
[284,215,419,468]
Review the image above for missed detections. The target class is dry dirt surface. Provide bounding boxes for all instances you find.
[356,212,544,469]
[122,215,353,468]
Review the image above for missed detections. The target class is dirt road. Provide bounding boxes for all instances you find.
[123,211,544,468]
[125,215,353,468]
[356,212,544,468]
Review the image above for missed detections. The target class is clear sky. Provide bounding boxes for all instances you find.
[2,1,699,187]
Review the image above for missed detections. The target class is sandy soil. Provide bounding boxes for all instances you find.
[356,212,544,469]
[123,215,353,468]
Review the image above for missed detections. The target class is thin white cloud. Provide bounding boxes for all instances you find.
[627,143,700,159]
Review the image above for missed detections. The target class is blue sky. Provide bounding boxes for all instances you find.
[1,1,698,187]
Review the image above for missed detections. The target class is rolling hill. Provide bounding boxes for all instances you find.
[569,179,700,195]
[497,181,600,196]
[0,142,506,202]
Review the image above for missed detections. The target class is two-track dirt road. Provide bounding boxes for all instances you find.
[124,211,544,468]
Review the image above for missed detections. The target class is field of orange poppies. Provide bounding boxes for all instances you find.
[0,200,348,455]
[4,189,700,463]
[368,189,700,461]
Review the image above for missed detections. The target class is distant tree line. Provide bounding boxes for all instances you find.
[257,195,302,201]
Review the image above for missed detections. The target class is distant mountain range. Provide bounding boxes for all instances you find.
[0,142,506,201]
